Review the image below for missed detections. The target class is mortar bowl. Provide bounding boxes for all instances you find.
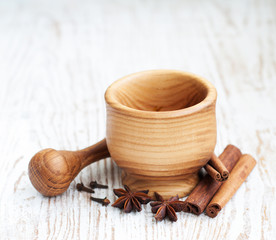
[105,70,217,198]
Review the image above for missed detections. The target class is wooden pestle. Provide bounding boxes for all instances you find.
[28,139,110,197]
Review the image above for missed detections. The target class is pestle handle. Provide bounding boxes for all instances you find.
[77,139,110,170]
[28,139,110,197]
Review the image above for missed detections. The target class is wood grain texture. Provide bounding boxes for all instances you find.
[122,170,200,200]
[0,0,275,239]
[105,70,217,198]
[29,139,110,197]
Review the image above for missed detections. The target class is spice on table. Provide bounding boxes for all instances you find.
[112,185,152,213]
[204,163,222,181]
[183,144,242,215]
[90,180,108,189]
[90,196,110,206]
[150,192,185,222]
[206,154,256,218]
[76,183,95,193]
[204,153,229,182]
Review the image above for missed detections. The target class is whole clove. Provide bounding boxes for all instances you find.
[76,183,95,193]
[90,196,110,206]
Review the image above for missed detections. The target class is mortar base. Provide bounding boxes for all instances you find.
[121,171,200,200]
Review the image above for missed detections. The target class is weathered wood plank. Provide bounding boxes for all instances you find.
[0,0,275,239]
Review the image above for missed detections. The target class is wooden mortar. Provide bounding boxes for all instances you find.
[29,70,217,199]
[105,70,217,198]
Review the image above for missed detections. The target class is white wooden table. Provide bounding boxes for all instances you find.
[0,0,275,239]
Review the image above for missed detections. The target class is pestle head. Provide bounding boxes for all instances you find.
[28,148,80,197]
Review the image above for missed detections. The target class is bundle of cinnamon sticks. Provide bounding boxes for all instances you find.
[183,145,256,218]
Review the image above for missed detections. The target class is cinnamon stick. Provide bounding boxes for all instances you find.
[206,154,256,218]
[210,153,229,181]
[204,163,221,181]
[183,145,242,215]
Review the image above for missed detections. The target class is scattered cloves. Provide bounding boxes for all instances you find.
[90,180,108,189]
[76,183,95,193]
[90,196,110,206]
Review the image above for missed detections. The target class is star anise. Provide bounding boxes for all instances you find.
[112,185,152,213]
[150,192,185,222]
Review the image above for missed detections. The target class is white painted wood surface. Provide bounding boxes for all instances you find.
[0,0,275,239]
